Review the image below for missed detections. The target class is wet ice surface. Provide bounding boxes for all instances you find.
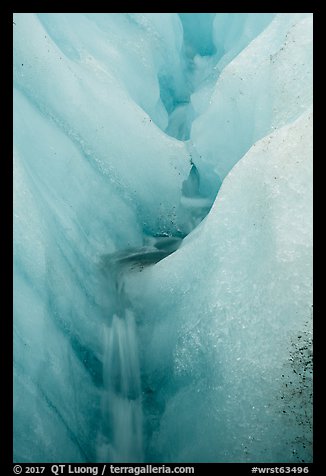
[126,109,313,462]
[96,234,185,462]
[13,13,312,463]
[101,237,183,271]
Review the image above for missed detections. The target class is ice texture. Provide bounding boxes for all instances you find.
[14,12,192,462]
[13,13,313,463]
[191,13,313,198]
[126,108,313,462]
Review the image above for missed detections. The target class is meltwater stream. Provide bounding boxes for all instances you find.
[97,237,183,462]
[98,309,143,462]
[13,13,312,463]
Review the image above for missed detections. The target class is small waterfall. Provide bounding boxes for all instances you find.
[97,239,183,462]
[97,253,144,463]
[98,309,143,462]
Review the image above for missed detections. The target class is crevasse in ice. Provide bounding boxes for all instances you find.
[13,13,313,463]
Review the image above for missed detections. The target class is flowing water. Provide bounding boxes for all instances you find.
[96,238,183,462]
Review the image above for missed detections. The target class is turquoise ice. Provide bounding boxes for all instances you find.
[13,13,313,463]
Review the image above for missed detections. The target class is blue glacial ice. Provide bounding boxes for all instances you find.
[13,13,313,463]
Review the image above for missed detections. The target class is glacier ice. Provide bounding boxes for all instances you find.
[126,108,313,462]
[191,13,313,199]
[13,13,313,463]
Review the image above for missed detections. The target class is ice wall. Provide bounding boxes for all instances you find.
[13,12,193,462]
[127,108,313,462]
[190,13,313,199]
[13,12,313,463]
[125,13,313,463]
